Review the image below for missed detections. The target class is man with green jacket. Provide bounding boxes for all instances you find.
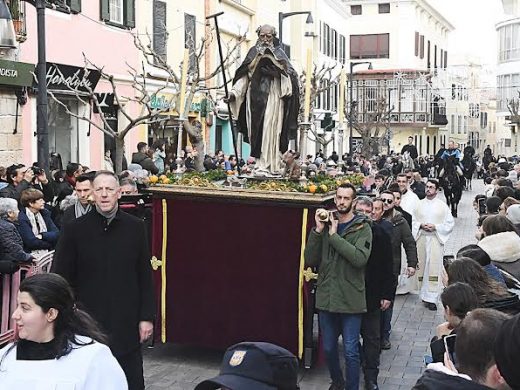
[304,183,373,390]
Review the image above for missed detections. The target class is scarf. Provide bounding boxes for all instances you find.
[95,204,118,225]
[25,208,49,257]
[74,201,92,219]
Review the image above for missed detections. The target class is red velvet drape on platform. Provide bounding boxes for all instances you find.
[152,198,306,354]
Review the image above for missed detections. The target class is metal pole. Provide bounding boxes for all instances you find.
[348,62,354,155]
[35,0,49,171]
[206,12,239,160]
[278,12,283,49]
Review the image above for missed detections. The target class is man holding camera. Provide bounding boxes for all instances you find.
[0,164,53,203]
[304,183,373,390]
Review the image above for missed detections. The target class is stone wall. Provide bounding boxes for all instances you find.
[0,92,23,167]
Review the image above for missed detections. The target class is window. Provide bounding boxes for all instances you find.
[48,98,81,166]
[464,115,468,133]
[350,33,389,59]
[379,3,390,13]
[351,5,362,15]
[434,44,437,68]
[451,114,455,133]
[415,32,419,57]
[109,0,123,24]
[458,115,462,134]
[153,1,167,63]
[498,23,520,62]
[420,35,424,59]
[444,51,448,67]
[101,0,135,28]
[440,49,444,68]
[339,35,346,63]
[185,13,196,72]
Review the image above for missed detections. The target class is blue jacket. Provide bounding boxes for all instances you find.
[17,208,59,251]
[440,149,462,160]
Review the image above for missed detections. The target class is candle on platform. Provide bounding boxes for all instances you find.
[338,68,346,126]
[179,48,189,118]
[303,48,312,121]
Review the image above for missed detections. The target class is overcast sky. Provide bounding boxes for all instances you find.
[428,0,506,67]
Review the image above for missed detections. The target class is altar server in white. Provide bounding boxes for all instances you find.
[0,273,127,390]
[412,179,454,310]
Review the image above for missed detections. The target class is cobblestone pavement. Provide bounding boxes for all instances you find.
[143,180,484,390]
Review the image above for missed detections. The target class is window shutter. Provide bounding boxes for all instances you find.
[69,0,81,13]
[124,0,135,28]
[100,0,109,21]
[153,0,167,63]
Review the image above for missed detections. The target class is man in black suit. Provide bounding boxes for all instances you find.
[52,171,155,390]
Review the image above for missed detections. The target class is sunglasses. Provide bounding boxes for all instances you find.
[381,198,393,204]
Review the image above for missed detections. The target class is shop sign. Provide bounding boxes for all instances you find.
[150,93,176,115]
[37,62,101,93]
[93,93,117,114]
[0,59,35,87]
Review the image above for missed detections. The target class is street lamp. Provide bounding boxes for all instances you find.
[348,61,372,155]
[22,0,49,171]
[278,11,314,50]
[0,0,16,48]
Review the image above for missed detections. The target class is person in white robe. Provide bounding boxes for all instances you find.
[412,179,455,309]
[395,173,420,294]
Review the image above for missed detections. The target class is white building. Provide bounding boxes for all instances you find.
[496,0,520,156]
[341,0,454,156]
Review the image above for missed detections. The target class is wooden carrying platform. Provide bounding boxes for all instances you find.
[148,185,333,364]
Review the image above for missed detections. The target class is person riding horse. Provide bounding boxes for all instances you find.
[440,154,463,217]
[439,141,463,177]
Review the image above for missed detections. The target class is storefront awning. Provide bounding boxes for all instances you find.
[0,59,35,87]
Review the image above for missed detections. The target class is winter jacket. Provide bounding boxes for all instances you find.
[387,210,418,275]
[365,223,394,311]
[131,152,159,174]
[304,214,373,314]
[413,365,492,390]
[0,218,32,263]
[17,208,60,252]
[0,180,54,203]
[478,231,520,281]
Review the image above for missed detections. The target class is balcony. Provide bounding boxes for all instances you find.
[7,0,26,43]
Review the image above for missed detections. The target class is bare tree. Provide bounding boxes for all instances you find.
[134,28,245,171]
[347,95,394,157]
[507,90,520,124]
[299,63,339,152]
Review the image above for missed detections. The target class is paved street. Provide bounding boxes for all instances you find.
[143,180,483,390]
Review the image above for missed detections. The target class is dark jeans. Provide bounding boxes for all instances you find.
[116,348,144,390]
[319,310,362,390]
[380,301,393,342]
[361,309,381,381]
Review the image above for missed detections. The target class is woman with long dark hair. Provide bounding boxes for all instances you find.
[0,273,127,389]
[447,257,520,314]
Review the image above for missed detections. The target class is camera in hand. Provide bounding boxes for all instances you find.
[31,166,43,175]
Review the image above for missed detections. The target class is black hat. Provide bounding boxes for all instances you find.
[195,342,299,390]
[495,314,520,390]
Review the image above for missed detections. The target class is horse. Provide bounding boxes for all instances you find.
[440,156,463,218]
[461,154,477,190]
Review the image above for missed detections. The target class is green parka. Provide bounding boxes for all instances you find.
[304,214,373,314]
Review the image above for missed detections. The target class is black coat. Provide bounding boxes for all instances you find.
[51,209,156,357]
[411,180,426,200]
[413,369,492,390]
[365,221,394,311]
[401,144,418,159]
[0,218,32,263]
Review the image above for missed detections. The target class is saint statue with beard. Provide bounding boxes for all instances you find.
[228,25,299,175]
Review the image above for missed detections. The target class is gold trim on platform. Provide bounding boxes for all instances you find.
[148,185,334,205]
[161,199,168,343]
[298,208,308,359]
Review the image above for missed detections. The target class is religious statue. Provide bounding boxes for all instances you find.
[227,24,299,176]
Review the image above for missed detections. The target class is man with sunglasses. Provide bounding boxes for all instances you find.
[380,190,418,348]
[412,179,454,311]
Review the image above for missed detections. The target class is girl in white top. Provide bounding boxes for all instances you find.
[0,273,128,390]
